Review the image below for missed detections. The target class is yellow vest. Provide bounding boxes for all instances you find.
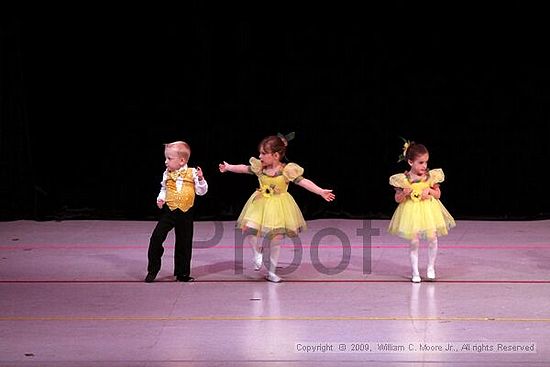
[165,169,196,212]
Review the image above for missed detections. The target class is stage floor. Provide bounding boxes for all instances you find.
[1,219,549,366]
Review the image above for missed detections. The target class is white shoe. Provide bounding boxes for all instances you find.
[266,272,282,283]
[253,252,263,271]
[411,274,421,283]
[427,267,436,280]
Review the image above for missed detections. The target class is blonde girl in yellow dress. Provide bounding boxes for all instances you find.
[219,134,335,282]
[388,140,455,283]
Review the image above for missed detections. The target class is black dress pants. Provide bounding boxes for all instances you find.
[147,206,194,277]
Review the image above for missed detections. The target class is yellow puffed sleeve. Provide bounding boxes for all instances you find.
[249,157,262,176]
[389,173,409,189]
[428,168,445,185]
[282,162,305,182]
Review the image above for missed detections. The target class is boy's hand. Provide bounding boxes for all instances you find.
[196,166,204,181]
[156,199,165,209]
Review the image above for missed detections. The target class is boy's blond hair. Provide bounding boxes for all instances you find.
[165,141,191,160]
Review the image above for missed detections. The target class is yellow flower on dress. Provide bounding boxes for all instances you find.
[261,184,273,198]
[256,184,279,199]
[410,189,422,202]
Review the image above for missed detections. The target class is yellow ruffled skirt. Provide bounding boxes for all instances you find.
[388,198,455,240]
[237,192,307,237]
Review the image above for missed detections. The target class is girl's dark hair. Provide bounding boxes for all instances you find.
[258,135,287,159]
[406,142,429,161]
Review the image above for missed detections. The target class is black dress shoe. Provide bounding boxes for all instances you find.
[144,272,158,283]
[176,275,195,282]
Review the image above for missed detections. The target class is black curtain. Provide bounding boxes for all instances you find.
[2,9,549,221]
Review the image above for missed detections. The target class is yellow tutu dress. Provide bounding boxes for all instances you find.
[237,157,307,237]
[388,168,456,240]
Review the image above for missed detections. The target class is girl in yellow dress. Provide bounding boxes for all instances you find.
[219,134,335,282]
[388,140,455,283]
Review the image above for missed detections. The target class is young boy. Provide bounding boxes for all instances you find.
[145,141,208,283]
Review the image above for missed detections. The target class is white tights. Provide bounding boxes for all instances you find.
[266,235,282,276]
[248,234,282,276]
[409,236,438,276]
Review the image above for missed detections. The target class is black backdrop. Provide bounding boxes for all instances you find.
[2,8,549,221]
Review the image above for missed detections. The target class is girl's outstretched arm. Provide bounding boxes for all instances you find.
[295,178,335,202]
[219,161,249,174]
